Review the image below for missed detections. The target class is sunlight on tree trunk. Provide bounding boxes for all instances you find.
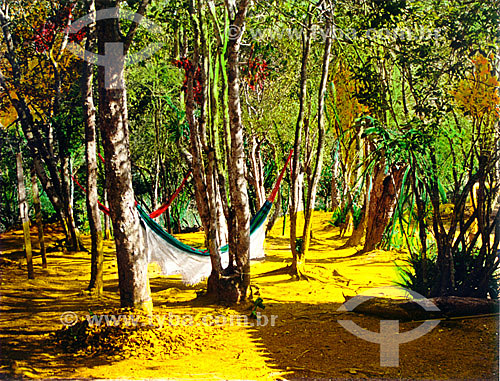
[30,166,46,268]
[96,0,152,312]
[289,12,312,274]
[16,151,34,279]
[84,0,104,295]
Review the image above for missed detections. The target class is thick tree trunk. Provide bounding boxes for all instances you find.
[342,205,366,248]
[362,162,406,253]
[83,0,104,295]
[96,1,152,311]
[16,151,34,279]
[225,0,251,301]
[30,166,47,268]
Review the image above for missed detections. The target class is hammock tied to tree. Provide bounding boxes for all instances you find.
[140,149,293,284]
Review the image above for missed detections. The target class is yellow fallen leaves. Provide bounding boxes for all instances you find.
[50,308,224,360]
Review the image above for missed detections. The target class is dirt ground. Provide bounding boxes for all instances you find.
[0,212,498,380]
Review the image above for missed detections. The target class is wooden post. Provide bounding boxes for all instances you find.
[16,152,34,279]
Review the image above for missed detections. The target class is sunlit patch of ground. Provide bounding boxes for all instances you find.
[0,211,498,379]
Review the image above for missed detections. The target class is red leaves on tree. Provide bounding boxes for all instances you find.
[33,2,85,53]
[242,57,268,91]
[173,58,203,105]
[34,21,57,53]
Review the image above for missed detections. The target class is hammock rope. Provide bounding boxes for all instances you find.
[149,170,192,219]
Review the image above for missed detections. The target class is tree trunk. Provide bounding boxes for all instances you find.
[30,166,47,268]
[84,0,104,295]
[186,0,225,297]
[249,135,266,209]
[341,138,370,249]
[289,14,312,272]
[342,205,366,248]
[362,162,406,253]
[96,1,152,311]
[330,147,340,211]
[16,151,34,279]
[51,33,83,253]
[225,0,251,301]
[60,154,82,251]
[266,188,282,236]
[103,189,112,239]
[292,15,332,277]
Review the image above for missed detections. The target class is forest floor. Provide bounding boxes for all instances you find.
[0,211,498,380]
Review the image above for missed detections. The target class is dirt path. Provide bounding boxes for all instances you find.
[0,213,498,379]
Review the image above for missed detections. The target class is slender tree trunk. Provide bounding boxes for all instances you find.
[292,15,332,277]
[103,189,111,239]
[186,0,225,297]
[30,166,47,268]
[290,15,312,271]
[96,1,152,311]
[84,0,104,294]
[249,135,266,209]
[331,147,340,211]
[51,44,83,252]
[16,151,34,279]
[342,139,369,248]
[0,8,70,245]
[266,187,282,236]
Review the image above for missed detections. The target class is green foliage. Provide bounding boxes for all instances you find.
[396,252,439,297]
[295,237,303,255]
[352,203,363,230]
[329,205,349,227]
[0,128,20,232]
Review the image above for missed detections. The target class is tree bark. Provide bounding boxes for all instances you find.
[362,162,406,253]
[293,14,332,277]
[30,166,47,268]
[16,151,34,279]
[225,0,251,301]
[186,0,225,296]
[96,0,152,311]
[289,14,312,271]
[103,190,112,239]
[84,0,104,295]
[249,135,266,209]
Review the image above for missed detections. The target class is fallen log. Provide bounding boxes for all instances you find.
[343,295,499,321]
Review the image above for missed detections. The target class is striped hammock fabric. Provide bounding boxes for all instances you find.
[138,201,272,285]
